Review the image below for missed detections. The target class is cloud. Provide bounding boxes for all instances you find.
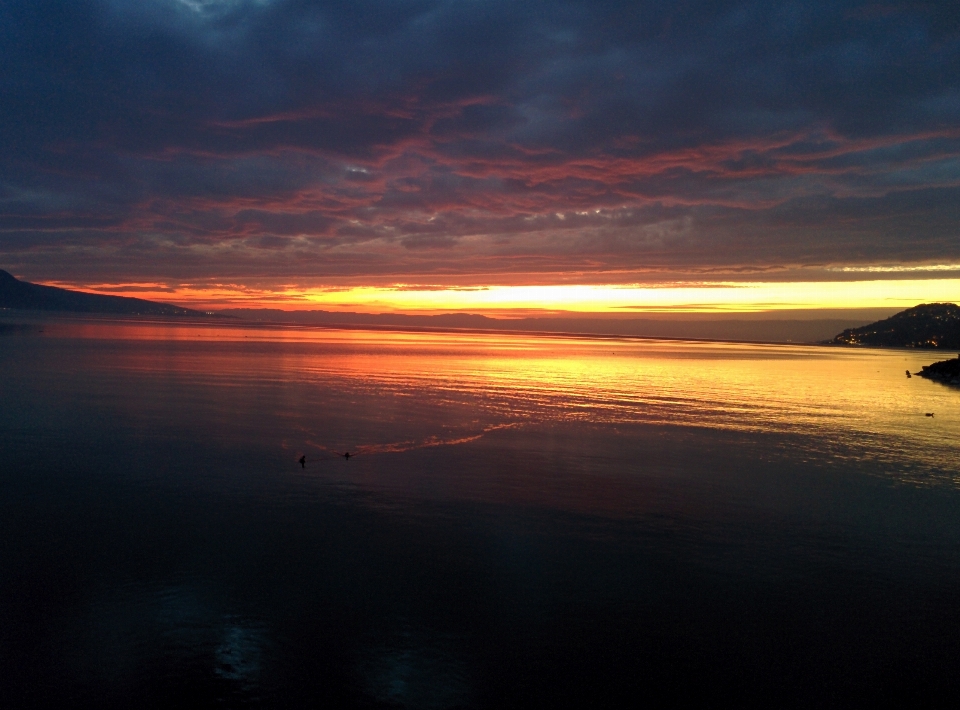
[0,0,958,285]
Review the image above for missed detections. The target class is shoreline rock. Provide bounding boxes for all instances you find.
[917,356,960,386]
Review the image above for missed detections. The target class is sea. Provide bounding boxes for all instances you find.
[1,316,959,707]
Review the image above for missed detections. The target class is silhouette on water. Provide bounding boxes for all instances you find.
[294,449,355,467]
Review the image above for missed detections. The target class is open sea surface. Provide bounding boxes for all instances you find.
[2,317,960,707]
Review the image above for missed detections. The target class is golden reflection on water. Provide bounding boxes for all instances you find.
[42,318,960,480]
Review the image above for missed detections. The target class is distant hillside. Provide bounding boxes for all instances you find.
[222,308,873,343]
[0,269,203,316]
[830,303,960,348]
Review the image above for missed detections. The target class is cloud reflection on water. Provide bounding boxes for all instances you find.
[18,318,960,485]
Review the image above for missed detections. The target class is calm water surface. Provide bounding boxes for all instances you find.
[2,317,959,707]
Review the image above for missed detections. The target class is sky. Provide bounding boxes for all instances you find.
[1,0,959,314]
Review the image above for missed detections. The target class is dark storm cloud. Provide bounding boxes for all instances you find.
[1,0,958,283]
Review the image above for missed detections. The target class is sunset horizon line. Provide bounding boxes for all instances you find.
[25,271,960,317]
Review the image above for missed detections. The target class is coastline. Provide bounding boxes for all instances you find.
[0,308,869,348]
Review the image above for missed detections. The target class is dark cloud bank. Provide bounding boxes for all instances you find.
[1,0,958,287]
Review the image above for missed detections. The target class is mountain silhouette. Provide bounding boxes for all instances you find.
[0,269,203,316]
[830,303,960,348]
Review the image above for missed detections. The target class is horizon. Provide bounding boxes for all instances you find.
[7,264,957,345]
[4,266,956,345]
[15,269,960,318]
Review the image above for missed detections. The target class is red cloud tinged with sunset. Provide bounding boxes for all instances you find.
[1,0,959,301]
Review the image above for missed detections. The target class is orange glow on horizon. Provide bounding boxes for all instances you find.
[46,278,960,315]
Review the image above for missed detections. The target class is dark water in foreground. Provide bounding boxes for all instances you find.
[2,318,960,707]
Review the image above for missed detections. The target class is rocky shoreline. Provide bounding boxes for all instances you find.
[917,356,960,386]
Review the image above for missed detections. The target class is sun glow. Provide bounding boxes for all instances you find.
[58,278,960,314]
[297,280,960,313]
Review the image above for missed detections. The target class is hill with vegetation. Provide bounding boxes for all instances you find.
[0,269,203,316]
[917,356,960,385]
[830,303,960,348]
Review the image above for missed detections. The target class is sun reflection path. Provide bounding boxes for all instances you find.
[249,330,960,483]
[39,319,960,486]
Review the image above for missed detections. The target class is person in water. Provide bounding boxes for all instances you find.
[299,455,306,468]
[344,452,351,459]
